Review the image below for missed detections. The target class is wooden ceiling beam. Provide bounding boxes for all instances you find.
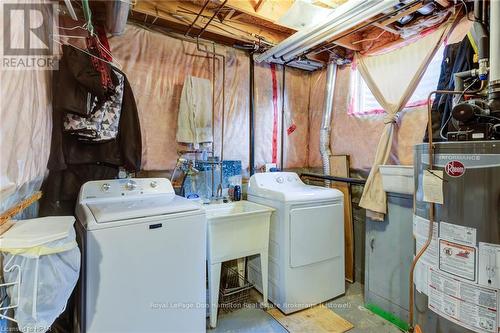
[223,0,294,24]
[378,2,425,27]
[225,8,236,20]
[132,1,291,45]
[372,22,400,35]
[254,0,266,12]
[332,35,362,51]
[313,0,341,9]
[434,0,451,8]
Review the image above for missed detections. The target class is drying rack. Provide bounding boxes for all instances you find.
[0,191,43,324]
[0,256,21,323]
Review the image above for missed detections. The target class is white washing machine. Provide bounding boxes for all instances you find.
[75,178,206,333]
[247,172,345,314]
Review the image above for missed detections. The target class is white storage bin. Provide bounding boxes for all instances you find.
[379,165,414,195]
[0,216,80,333]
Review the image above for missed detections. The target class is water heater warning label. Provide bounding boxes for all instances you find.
[439,239,477,282]
[440,221,476,246]
[428,268,498,333]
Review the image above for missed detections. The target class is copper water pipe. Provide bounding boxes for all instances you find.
[408,82,486,332]
[196,38,226,198]
[212,40,216,197]
[214,42,226,197]
[408,89,459,333]
[184,0,210,37]
[197,0,228,39]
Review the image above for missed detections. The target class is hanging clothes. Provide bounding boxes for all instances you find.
[86,32,115,92]
[428,36,476,140]
[63,69,124,142]
[48,44,141,172]
[52,44,114,118]
[39,164,119,216]
[176,75,213,149]
[41,44,141,217]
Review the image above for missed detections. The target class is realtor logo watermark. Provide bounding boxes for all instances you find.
[2,2,58,70]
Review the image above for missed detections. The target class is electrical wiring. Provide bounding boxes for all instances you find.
[460,0,475,22]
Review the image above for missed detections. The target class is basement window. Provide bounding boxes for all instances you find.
[349,45,445,117]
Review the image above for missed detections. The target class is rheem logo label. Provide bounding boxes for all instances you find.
[445,161,465,177]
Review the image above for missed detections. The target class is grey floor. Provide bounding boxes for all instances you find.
[209,282,402,333]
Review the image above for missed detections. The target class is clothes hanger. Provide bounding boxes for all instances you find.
[54,0,122,69]
[52,36,122,70]
[56,23,117,64]
[51,31,122,70]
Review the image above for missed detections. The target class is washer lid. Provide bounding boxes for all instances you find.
[0,216,75,249]
[248,172,343,202]
[86,194,200,223]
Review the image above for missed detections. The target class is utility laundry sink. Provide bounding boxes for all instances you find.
[203,200,273,328]
[204,200,273,220]
[204,200,274,262]
[379,165,414,195]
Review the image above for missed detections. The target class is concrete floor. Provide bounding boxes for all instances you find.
[209,282,403,333]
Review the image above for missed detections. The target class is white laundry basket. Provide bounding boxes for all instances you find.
[0,216,80,333]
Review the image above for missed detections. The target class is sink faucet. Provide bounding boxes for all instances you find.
[216,183,223,198]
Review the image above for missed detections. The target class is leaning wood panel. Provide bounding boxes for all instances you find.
[329,155,354,283]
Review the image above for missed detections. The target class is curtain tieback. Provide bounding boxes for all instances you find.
[383,113,399,124]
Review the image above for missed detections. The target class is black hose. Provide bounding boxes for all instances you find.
[474,0,483,22]
[249,56,255,176]
[180,172,188,197]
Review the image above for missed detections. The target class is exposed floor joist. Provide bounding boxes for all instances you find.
[126,0,455,65]
[133,1,292,45]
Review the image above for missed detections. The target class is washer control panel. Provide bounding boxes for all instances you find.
[250,172,302,189]
[80,178,175,199]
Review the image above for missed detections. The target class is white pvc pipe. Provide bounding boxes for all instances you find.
[254,0,399,63]
[271,0,376,60]
[280,0,399,63]
[254,0,367,62]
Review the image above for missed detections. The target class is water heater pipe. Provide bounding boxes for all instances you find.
[490,0,500,83]
[489,0,500,106]
[409,89,458,333]
[320,62,337,187]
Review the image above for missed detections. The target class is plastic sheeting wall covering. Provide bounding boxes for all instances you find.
[108,25,249,171]
[0,0,53,216]
[0,20,430,214]
[109,25,315,173]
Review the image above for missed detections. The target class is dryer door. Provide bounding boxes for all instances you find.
[289,203,344,268]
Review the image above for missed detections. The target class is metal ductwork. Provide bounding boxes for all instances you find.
[254,0,400,64]
[105,0,131,36]
[320,62,337,187]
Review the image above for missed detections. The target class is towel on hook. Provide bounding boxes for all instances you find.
[176,75,213,148]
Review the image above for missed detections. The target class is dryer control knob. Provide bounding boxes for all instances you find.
[101,183,111,192]
[150,181,158,188]
[276,177,284,184]
[125,180,137,191]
